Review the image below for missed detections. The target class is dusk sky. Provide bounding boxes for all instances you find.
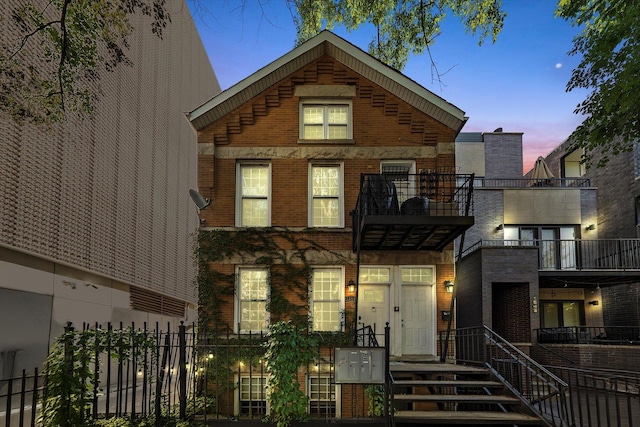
[188,0,587,172]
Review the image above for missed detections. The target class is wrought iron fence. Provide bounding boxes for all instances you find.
[545,366,640,427]
[536,326,640,345]
[1,321,194,427]
[2,322,389,426]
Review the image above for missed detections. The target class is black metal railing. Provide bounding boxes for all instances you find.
[1,321,193,427]
[463,239,640,271]
[354,172,475,219]
[535,326,640,345]
[545,366,640,427]
[2,322,391,426]
[450,326,571,427]
[475,177,591,188]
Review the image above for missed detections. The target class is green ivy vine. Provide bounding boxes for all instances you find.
[39,325,156,427]
[263,321,319,427]
[195,228,352,328]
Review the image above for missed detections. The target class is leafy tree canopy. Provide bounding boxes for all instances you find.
[556,0,639,167]
[0,0,169,124]
[292,0,505,71]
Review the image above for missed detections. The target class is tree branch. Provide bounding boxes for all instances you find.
[8,19,62,60]
[57,0,72,112]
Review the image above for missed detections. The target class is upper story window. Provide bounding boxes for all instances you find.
[236,267,269,333]
[561,149,585,179]
[309,267,343,332]
[381,160,416,205]
[309,163,344,228]
[236,162,270,227]
[300,101,352,140]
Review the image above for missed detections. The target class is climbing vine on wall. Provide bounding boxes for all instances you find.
[195,228,352,328]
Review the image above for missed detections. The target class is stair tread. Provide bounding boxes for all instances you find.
[395,410,542,424]
[394,394,519,403]
[393,380,502,387]
[390,362,489,375]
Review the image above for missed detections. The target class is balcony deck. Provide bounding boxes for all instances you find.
[463,239,640,287]
[352,172,474,252]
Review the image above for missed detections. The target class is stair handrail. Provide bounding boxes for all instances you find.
[481,326,571,427]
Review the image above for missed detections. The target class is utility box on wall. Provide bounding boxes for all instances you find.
[334,348,385,384]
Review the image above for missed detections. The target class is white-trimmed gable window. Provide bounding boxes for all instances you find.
[310,268,343,332]
[381,160,416,205]
[309,163,344,227]
[236,267,269,333]
[237,162,270,227]
[300,101,352,140]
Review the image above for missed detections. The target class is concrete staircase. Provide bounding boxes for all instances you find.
[389,362,544,425]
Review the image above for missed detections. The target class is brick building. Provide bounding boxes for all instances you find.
[0,0,218,376]
[189,31,474,417]
[455,131,640,370]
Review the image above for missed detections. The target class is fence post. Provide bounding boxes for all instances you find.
[63,322,75,427]
[384,322,390,426]
[178,321,187,420]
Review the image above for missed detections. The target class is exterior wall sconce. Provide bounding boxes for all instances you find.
[585,224,595,231]
[444,280,454,293]
[495,224,504,231]
[588,300,599,305]
[347,279,356,294]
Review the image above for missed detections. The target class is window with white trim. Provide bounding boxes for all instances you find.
[236,267,268,333]
[309,163,343,227]
[300,101,352,140]
[239,376,268,415]
[308,376,337,416]
[381,160,416,205]
[237,163,270,227]
[310,268,343,331]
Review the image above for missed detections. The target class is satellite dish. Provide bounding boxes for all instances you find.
[189,189,211,210]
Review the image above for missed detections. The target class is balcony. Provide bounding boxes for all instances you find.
[463,239,640,286]
[352,172,475,252]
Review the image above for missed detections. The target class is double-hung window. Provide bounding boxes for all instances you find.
[301,101,351,140]
[237,163,270,227]
[309,268,343,332]
[236,267,268,333]
[309,163,343,227]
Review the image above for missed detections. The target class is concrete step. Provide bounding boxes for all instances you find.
[392,379,503,388]
[393,394,520,404]
[394,410,544,425]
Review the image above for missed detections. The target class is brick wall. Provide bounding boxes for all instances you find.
[492,282,531,342]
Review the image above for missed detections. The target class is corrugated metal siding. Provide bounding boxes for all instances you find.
[0,0,219,305]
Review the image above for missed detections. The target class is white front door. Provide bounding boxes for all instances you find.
[358,285,389,346]
[401,285,435,355]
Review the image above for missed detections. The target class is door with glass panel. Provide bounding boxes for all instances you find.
[358,268,391,346]
[400,267,435,355]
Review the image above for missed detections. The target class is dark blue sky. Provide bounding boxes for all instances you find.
[189,0,586,172]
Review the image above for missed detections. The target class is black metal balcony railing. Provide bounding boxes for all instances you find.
[535,326,640,345]
[474,177,591,188]
[353,172,475,251]
[463,239,640,271]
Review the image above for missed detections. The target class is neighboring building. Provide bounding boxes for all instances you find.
[0,0,219,376]
[455,131,640,370]
[543,139,640,329]
[189,31,473,417]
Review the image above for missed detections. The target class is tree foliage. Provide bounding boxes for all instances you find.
[291,0,505,71]
[0,0,169,124]
[556,0,639,167]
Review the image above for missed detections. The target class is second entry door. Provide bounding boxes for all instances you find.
[401,284,434,355]
[358,285,389,346]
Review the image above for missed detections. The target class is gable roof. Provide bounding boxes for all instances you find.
[188,31,467,132]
